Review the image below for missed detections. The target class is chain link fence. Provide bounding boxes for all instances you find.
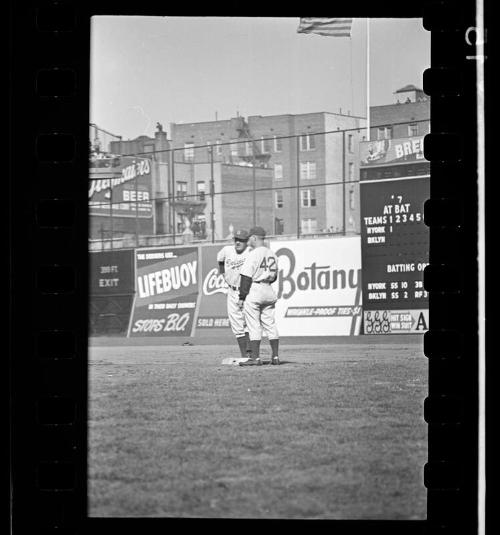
[89,120,429,251]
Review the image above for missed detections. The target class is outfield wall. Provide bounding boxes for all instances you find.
[89,249,135,336]
[90,235,363,337]
[269,237,362,336]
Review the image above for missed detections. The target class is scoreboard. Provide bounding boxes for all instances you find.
[359,136,429,334]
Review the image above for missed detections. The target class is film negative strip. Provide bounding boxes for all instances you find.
[9,0,484,533]
[422,1,483,533]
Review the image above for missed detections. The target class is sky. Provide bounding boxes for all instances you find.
[90,17,430,141]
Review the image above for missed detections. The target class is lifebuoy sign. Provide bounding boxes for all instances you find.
[127,246,200,337]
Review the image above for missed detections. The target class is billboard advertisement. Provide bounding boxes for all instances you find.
[269,237,362,336]
[89,249,135,295]
[360,173,429,334]
[359,136,425,167]
[363,309,429,335]
[196,244,231,329]
[89,156,153,219]
[128,246,199,337]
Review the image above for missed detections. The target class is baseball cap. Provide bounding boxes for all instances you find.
[248,226,266,237]
[233,229,249,241]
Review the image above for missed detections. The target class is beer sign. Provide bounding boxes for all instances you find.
[89,156,153,219]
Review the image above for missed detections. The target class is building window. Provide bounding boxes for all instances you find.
[301,189,317,207]
[349,188,355,210]
[274,163,283,180]
[275,217,284,235]
[143,144,155,156]
[408,123,419,137]
[177,214,185,234]
[206,141,213,159]
[348,162,354,181]
[215,140,222,156]
[275,190,284,209]
[230,139,239,157]
[300,134,316,151]
[348,134,354,153]
[273,136,283,152]
[300,161,317,180]
[176,181,188,200]
[245,141,254,156]
[196,181,206,201]
[301,218,317,234]
[192,217,206,239]
[184,143,194,162]
[260,136,272,153]
[377,127,392,140]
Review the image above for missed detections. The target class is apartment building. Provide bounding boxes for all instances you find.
[91,87,427,244]
[109,126,171,234]
[171,111,365,236]
[98,122,272,242]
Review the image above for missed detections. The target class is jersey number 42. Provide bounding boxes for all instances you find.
[259,257,277,271]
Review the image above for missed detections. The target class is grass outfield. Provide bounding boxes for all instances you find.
[88,336,427,519]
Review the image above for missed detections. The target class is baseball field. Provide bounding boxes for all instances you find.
[88,334,427,519]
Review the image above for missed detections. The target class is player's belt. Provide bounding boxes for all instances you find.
[228,284,239,291]
[254,280,269,284]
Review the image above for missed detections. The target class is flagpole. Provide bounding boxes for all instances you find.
[366,18,370,141]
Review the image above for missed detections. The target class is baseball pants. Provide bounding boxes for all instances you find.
[227,287,246,337]
[244,284,279,341]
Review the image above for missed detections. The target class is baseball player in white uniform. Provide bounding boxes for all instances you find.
[217,229,253,359]
[238,226,280,366]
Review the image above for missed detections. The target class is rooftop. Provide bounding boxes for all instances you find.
[172,110,366,127]
[394,84,424,93]
[248,111,366,120]
[370,99,430,126]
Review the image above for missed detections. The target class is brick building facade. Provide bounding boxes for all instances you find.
[91,85,428,245]
[170,111,365,237]
[109,126,171,235]
[105,123,273,241]
[370,85,430,139]
[172,161,273,241]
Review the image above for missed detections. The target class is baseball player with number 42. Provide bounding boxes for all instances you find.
[238,226,280,366]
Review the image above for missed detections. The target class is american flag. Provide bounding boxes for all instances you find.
[297,18,353,37]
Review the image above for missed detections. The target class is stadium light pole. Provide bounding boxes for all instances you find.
[171,148,176,245]
[296,135,300,238]
[210,146,215,243]
[135,168,139,247]
[252,146,256,228]
[109,186,113,250]
[342,131,346,235]
[366,18,371,141]
[100,225,105,251]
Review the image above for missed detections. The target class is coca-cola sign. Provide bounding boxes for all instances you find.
[203,268,228,296]
[196,245,231,329]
